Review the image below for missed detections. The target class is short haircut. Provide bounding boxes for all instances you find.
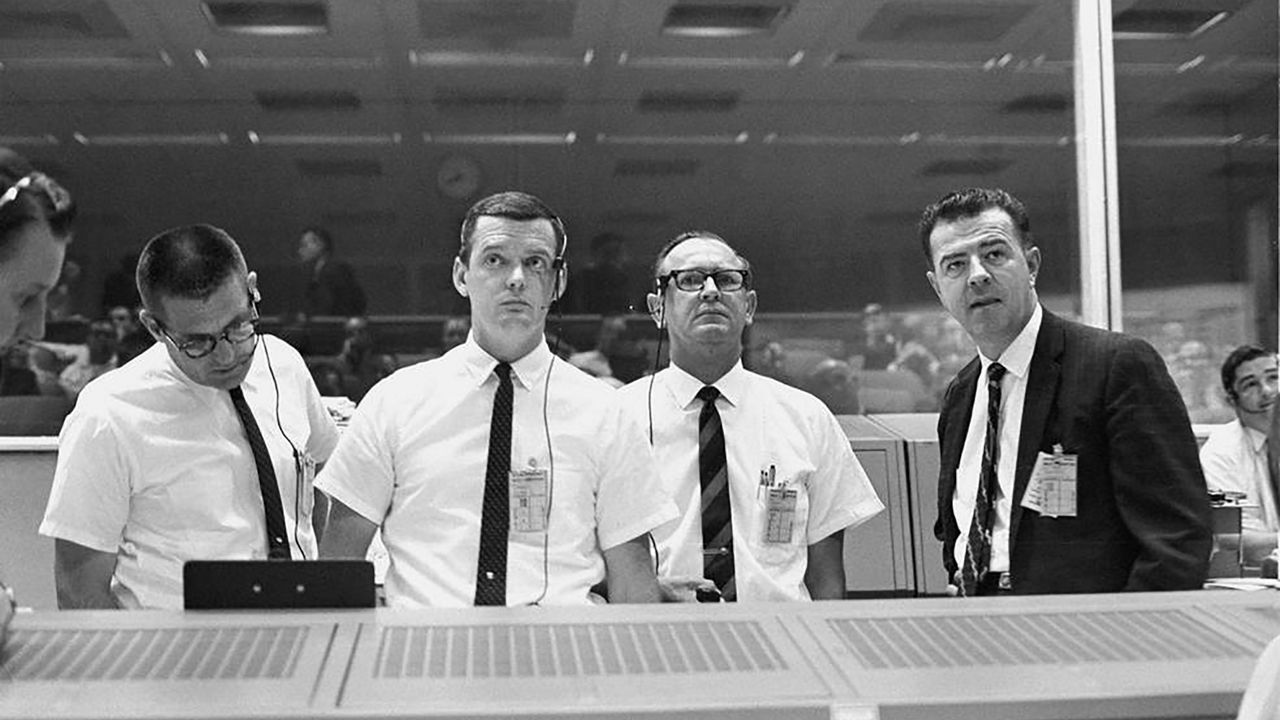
[0,147,77,254]
[136,224,248,320]
[1220,344,1273,399]
[301,225,334,253]
[917,187,1034,268]
[651,230,752,284]
[458,191,565,264]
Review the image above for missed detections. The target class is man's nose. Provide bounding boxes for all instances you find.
[209,336,237,363]
[17,299,48,344]
[506,264,527,288]
[966,255,992,286]
[698,276,721,299]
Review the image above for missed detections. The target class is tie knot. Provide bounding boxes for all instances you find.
[494,362,512,381]
[987,362,1007,384]
[697,386,720,403]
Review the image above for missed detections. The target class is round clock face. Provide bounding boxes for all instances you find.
[436,154,482,200]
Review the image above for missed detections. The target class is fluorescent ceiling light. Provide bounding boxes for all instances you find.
[410,50,593,68]
[617,51,802,70]
[202,1,328,36]
[247,132,402,146]
[0,134,59,146]
[0,51,172,71]
[423,132,577,145]
[73,132,230,147]
[1113,10,1230,40]
[597,132,749,146]
[661,3,790,38]
[197,50,381,71]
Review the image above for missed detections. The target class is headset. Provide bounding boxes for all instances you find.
[247,284,309,561]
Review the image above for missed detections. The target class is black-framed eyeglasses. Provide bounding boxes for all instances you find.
[156,306,260,359]
[0,172,73,219]
[659,267,751,293]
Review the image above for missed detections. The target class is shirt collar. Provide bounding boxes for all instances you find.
[979,303,1042,381]
[458,332,552,391]
[1238,420,1269,455]
[665,360,747,410]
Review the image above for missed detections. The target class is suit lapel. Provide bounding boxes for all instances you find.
[1010,309,1064,545]
[941,357,981,496]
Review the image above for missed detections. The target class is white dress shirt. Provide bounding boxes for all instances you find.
[618,362,884,601]
[952,304,1043,573]
[315,335,676,608]
[40,335,340,609]
[1200,419,1277,534]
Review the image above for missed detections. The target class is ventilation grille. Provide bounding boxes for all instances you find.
[370,621,786,679]
[255,91,362,113]
[858,2,1033,43]
[613,159,701,177]
[1,626,308,682]
[1002,93,1070,114]
[417,0,575,41]
[829,610,1266,670]
[432,87,567,114]
[296,159,383,177]
[637,91,740,114]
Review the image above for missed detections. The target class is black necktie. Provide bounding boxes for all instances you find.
[961,362,1006,596]
[698,386,735,601]
[229,386,291,560]
[475,362,513,606]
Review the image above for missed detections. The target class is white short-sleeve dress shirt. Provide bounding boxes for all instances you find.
[1200,419,1277,534]
[40,335,340,609]
[315,336,676,608]
[618,361,884,601]
[952,303,1043,574]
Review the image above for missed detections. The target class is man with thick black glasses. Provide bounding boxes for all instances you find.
[618,231,883,602]
[40,225,339,609]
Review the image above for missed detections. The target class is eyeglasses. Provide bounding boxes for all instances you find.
[157,309,259,359]
[0,172,73,219]
[659,268,751,293]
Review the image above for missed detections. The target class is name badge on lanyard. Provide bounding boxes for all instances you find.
[510,467,549,534]
[1020,444,1078,518]
[764,487,798,544]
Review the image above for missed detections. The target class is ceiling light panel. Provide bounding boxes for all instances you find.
[0,51,172,71]
[858,3,1034,43]
[254,91,362,112]
[197,51,381,71]
[202,1,328,36]
[72,132,230,147]
[618,51,802,70]
[248,132,402,146]
[417,0,575,41]
[409,50,592,68]
[661,3,791,38]
[424,132,576,145]
[0,0,129,40]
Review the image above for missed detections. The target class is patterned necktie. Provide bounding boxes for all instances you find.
[698,386,735,600]
[228,387,291,560]
[961,362,1006,596]
[475,362,513,606]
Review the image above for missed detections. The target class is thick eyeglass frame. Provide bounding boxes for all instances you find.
[0,172,73,219]
[658,267,752,293]
[155,296,260,359]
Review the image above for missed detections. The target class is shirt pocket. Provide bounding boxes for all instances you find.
[748,469,812,565]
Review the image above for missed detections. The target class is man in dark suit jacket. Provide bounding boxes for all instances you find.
[298,226,366,318]
[921,188,1211,595]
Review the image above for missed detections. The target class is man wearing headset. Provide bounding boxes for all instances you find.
[618,231,884,601]
[40,225,339,609]
[318,191,675,607]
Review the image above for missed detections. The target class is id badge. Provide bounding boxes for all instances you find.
[509,468,549,534]
[764,487,798,544]
[1020,444,1078,518]
[299,452,317,488]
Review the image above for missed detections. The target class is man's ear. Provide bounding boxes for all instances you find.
[1025,246,1041,286]
[744,289,758,327]
[452,257,468,298]
[247,271,261,303]
[926,271,941,300]
[646,292,664,328]
[137,308,163,341]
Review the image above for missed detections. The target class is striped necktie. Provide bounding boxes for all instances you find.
[960,362,1005,596]
[698,385,734,600]
[475,362,513,606]
[229,387,291,560]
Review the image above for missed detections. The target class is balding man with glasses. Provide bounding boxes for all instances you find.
[618,231,883,602]
[41,225,339,609]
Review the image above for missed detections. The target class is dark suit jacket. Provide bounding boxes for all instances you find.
[934,309,1211,594]
[305,258,366,318]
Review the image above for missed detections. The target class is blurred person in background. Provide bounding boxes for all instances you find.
[100,252,141,316]
[0,145,77,647]
[58,318,118,402]
[297,226,366,319]
[329,316,396,402]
